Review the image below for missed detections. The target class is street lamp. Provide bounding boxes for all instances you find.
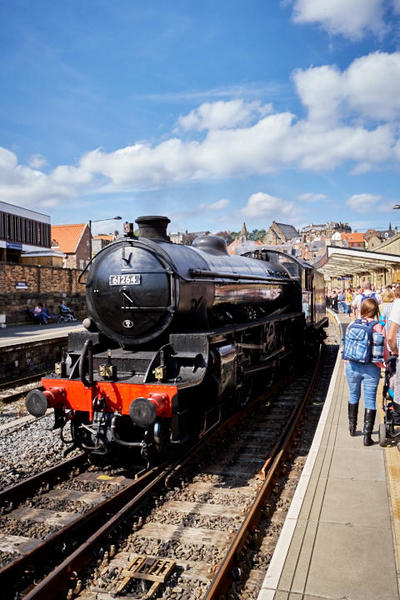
[88,216,122,260]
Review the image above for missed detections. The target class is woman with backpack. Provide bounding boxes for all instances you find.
[343,297,389,446]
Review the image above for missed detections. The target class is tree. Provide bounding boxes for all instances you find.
[249,229,266,241]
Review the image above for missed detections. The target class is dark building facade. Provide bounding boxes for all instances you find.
[0,201,51,262]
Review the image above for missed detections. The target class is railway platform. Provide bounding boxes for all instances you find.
[257,311,400,600]
[0,321,84,386]
[0,320,83,348]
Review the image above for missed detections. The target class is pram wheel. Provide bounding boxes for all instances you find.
[379,422,388,447]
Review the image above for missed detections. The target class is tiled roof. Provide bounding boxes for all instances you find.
[341,232,364,243]
[274,223,299,240]
[51,224,87,254]
[93,234,114,241]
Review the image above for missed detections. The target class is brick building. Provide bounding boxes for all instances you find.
[341,232,365,248]
[92,234,114,255]
[263,221,299,246]
[51,224,90,269]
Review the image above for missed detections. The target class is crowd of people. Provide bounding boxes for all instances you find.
[326,283,400,320]
[334,280,400,447]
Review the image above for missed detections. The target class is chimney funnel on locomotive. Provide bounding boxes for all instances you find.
[135,215,170,242]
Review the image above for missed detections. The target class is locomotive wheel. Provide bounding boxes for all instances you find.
[153,421,169,455]
[237,380,252,407]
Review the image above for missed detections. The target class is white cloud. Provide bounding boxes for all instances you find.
[28,154,47,169]
[177,100,272,131]
[0,146,79,209]
[51,164,93,185]
[3,52,400,207]
[294,52,400,124]
[297,192,327,202]
[242,192,296,220]
[292,0,386,39]
[347,193,382,212]
[208,198,229,210]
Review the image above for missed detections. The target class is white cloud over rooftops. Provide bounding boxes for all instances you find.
[297,192,327,202]
[242,192,298,221]
[28,154,47,169]
[177,100,272,131]
[3,51,400,209]
[346,193,383,212]
[208,198,229,210]
[292,0,386,40]
[294,51,400,124]
[0,147,76,208]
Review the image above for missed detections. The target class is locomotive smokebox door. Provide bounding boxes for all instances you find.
[86,241,176,346]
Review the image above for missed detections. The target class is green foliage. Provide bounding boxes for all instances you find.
[249,229,266,241]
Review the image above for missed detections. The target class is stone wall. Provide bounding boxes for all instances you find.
[0,262,87,325]
[0,337,68,384]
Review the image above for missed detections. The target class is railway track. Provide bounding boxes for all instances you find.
[0,453,156,599]
[0,340,339,600]
[0,375,47,404]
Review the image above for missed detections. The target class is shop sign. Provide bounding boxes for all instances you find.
[15,281,28,290]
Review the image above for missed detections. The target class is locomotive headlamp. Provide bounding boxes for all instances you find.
[129,397,157,428]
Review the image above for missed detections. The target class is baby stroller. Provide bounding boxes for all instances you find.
[379,356,400,447]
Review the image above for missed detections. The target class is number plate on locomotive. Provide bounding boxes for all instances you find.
[109,274,141,286]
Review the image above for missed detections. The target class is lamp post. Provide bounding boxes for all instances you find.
[88,216,122,260]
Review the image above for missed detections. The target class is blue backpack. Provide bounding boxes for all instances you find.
[361,292,376,302]
[342,319,381,364]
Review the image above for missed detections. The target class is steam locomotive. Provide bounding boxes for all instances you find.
[25,216,327,461]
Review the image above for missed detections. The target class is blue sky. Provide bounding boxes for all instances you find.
[1,0,400,235]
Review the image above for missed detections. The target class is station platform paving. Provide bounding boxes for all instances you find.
[257,311,400,600]
[0,320,84,348]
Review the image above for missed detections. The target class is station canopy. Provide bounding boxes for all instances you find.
[315,246,400,278]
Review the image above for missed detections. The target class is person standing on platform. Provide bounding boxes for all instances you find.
[380,289,395,335]
[351,286,363,318]
[353,283,379,318]
[331,289,338,313]
[343,298,389,446]
[338,289,345,313]
[387,295,400,422]
[344,288,353,316]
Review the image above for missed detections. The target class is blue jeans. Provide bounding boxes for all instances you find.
[345,361,380,410]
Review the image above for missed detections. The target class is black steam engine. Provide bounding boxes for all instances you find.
[26,216,327,460]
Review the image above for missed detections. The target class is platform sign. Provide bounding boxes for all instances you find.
[15,281,28,290]
[7,242,22,250]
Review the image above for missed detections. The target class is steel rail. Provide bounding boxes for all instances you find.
[0,465,160,596]
[0,374,47,393]
[21,465,172,600]
[203,345,323,599]
[0,454,86,507]
[16,374,288,600]
[14,353,315,600]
